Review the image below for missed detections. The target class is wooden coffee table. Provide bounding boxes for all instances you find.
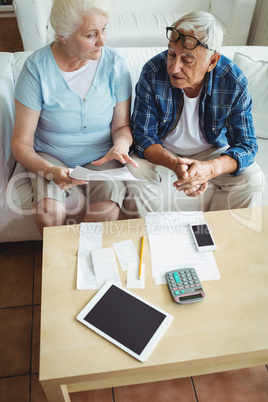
[39,207,268,401]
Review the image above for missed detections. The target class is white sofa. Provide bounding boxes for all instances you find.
[1,0,268,242]
[1,45,268,242]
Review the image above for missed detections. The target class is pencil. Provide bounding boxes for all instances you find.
[139,236,145,279]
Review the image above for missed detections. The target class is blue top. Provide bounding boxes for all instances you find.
[15,45,132,168]
[131,50,257,175]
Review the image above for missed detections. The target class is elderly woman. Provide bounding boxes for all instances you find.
[11,0,137,235]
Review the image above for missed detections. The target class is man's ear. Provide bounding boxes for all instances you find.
[207,53,221,72]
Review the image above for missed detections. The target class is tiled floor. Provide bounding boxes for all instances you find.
[1,16,268,402]
[0,240,268,402]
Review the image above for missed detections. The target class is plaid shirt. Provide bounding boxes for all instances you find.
[131,50,257,175]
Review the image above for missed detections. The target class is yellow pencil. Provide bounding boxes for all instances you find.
[139,236,145,279]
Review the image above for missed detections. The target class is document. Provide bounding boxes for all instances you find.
[113,239,145,288]
[77,228,144,289]
[69,165,142,181]
[77,222,102,290]
[113,239,140,271]
[127,262,145,289]
[77,223,121,289]
[145,211,220,284]
[91,247,122,289]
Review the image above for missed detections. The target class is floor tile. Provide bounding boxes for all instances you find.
[31,374,48,402]
[70,387,113,402]
[0,241,35,255]
[0,252,34,308]
[32,305,41,373]
[193,366,268,402]
[0,306,32,377]
[0,375,29,402]
[114,378,196,402]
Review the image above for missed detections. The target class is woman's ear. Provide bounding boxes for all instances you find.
[207,53,221,72]
[58,34,68,45]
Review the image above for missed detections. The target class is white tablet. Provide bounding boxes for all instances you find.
[76,281,173,362]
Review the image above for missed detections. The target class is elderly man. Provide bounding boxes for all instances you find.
[124,11,264,217]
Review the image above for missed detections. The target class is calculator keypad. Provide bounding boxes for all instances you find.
[166,268,205,304]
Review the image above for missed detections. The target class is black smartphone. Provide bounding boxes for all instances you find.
[189,222,217,252]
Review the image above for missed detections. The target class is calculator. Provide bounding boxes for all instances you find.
[165,268,206,304]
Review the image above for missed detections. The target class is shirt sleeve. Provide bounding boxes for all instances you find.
[114,56,132,103]
[131,70,164,158]
[15,58,43,111]
[222,82,258,175]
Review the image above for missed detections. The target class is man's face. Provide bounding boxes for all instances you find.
[167,30,216,96]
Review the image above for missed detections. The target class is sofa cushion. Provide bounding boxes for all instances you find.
[12,51,33,83]
[233,52,268,140]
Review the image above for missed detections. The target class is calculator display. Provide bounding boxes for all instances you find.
[179,293,203,302]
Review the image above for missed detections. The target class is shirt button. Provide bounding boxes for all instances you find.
[83,126,87,129]
[83,98,86,102]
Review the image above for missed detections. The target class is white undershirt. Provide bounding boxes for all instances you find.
[61,59,99,99]
[162,89,213,155]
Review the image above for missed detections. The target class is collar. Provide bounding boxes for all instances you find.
[206,70,213,96]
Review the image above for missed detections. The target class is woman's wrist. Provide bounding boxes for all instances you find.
[113,137,132,149]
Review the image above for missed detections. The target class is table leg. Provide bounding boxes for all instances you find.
[41,383,71,402]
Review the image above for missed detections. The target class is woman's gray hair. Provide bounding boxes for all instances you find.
[50,0,112,41]
[172,11,225,54]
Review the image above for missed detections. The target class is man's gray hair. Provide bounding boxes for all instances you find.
[172,11,225,54]
[50,0,112,41]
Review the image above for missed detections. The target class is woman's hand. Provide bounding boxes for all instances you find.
[93,98,138,168]
[48,166,87,190]
[92,139,138,168]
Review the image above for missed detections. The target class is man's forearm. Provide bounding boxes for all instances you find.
[209,154,238,178]
[143,144,178,171]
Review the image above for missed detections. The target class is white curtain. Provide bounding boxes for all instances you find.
[247,0,268,45]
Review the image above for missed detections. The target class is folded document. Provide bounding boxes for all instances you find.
[69,165,142,181]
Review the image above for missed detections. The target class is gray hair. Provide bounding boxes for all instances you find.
[172,11,225,54]
[50,0,112,41]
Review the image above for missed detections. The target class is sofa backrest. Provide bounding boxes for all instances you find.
[13,0,256,51]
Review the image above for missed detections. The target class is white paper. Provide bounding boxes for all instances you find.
[113,239,140,271]
[145,211,220,284]
[127,262,145,289]
[77,223,102,290]
[91,247,122,289]
[69,165,143,181]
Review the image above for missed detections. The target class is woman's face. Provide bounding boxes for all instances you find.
[65,13,107,61]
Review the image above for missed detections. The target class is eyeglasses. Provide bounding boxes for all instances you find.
[166,27,215,52]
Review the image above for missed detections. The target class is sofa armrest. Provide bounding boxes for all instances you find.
[0,53,16,209]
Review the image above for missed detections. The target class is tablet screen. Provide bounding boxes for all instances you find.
[83,284,166,355]
[77,281,173,362]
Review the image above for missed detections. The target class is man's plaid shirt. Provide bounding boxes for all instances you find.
[131,50,257,176]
